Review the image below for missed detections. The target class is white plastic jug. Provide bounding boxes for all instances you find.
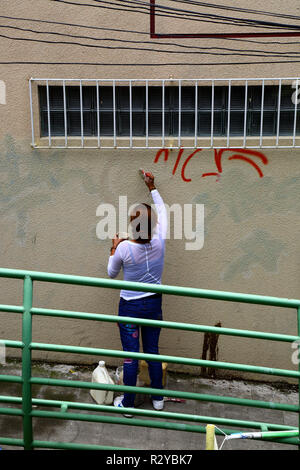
[90,361,114,405]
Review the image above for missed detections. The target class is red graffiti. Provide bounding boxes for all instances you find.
[202,148,268,181]
[154,148,268,182]
[154,148,202,182]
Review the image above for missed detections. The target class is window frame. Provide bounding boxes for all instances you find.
[29,78,300,149]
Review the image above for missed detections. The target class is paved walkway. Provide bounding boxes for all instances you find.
[0,360,298,450]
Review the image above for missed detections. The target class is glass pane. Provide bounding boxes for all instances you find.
[181,87,195,110]
[118,111,129,136]
[117,87,129,109]
[82,86,94,109]
[67,86,80,109]
[250,85,277,111]
[171,86,195,111]
[281,86,295,109]
[67,111,93,136]
[118,112,146,136]
[41,111,65,137]
[132,87,145,111]
[263,86,277,109]
[228,111,246,135]
[49,87,63,109]
[230,87,245,110]
[65,86,94,110]
[279,111,300,135]
[133,112,146,136]
[173,112,195,136]
[98,87,113,110]
[39,86,47,109]
[148,87,162,110]
[98,111,113,136]
[198,86,224,111]
[250,85,264,110]
[148,112,171,135]
[198,111,222,136]
[250,111,276,135]
[39,86,64,111]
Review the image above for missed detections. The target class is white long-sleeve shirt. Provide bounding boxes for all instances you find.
[107,189,167,300]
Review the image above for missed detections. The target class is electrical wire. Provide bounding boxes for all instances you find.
[2,29,300,58]
[52,0,298,31]
[1,4,299,66]
[0,14,147,36]
[51,0,260,30]
[1,23,299,57]
[169,0,300,23]
[2,59,300,66]
[230,37,300,45]
[2,13,300,46]
[98,0,300,31]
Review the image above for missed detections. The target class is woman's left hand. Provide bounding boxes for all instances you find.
[110,233,127,255]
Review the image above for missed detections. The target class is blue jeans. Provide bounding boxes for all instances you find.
[118,294,163,407]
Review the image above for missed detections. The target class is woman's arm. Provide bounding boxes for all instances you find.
[143,171,168,241]
[107,246,122,278]
[107,234,126,278]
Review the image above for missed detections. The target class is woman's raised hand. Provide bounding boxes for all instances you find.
[143,171,156,191]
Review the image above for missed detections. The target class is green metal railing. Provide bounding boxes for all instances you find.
[0,267,299,450]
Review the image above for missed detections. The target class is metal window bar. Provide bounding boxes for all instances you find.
[178,79,182,148]
[293,79,299,147]
[129,81,132,148]
[80,80,84,148]
[243,80,248,148]
[194,81,198,149]
[260,79,265,148]
[63,80,67,148]
[113,80,116,148]
[162,79,165,148]
[96,80,100,149]
[46,80,51,148]
[29,80,34,148]
[30,77,300,150]
[276,79,282,147]
[0,267,299,450]
[211,80,215,148]
[145,80,149,148]
[227,80,232,148]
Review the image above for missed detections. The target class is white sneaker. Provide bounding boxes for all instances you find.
[152,398,164,411]
[113,395,133,418]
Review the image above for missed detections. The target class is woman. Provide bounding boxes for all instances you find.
[107,171,167,415]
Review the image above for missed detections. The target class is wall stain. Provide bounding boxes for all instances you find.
[221,230,286,281]
[193,168,297,280]
[201,321,221,378]
[193,168,300,226]
[0,135,103,245]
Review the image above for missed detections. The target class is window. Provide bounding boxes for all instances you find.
[38,81,300,145]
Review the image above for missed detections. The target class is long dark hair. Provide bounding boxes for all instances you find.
[129,203,157,244]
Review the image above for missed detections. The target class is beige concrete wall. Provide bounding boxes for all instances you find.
[0,0,300,382]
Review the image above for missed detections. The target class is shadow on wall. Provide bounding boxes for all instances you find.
[192,168,298,280]
[0,135,103,246]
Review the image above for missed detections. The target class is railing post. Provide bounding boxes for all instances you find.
[22,275,33,450]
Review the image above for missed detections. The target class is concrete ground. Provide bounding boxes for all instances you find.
[0,360,298,451]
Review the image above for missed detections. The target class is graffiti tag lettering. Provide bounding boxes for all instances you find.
[154,148,268,182]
